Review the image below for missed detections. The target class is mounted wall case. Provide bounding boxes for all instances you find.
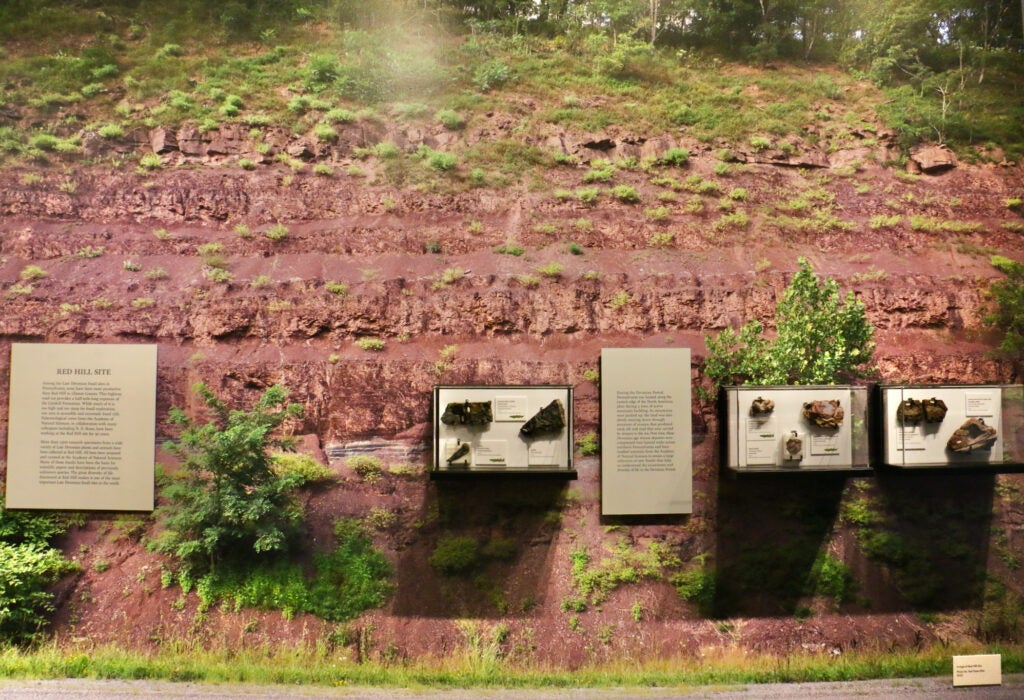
[879,384,1023,469]
[431,385,575,479]
[723,385,870,474]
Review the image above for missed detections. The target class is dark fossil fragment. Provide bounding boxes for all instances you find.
[923,398,948,423]
[897,398,924,423]
[750,397,775,417]
[446,441,471,465]
[519,399,566,438]
[897,397,948,424]
[946,418,998,453]
[441,400,493,426]
[803,399,844,429]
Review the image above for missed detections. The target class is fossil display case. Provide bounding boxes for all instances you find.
[879,384,1024,469]
[723,385,870,474]
[431,385,575,478]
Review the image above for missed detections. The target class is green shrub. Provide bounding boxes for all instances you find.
[325,281,348,297]
[576,187,600,204]
[265,223,289,241]
[537,262,564,278]
[606,184,638,200]
[138,153,162,170]
[355,338,385,352]
[182,518,391,622]
[272,452,334,485]
[325,108,357,124]
[19,265,47,282]
[704,258,874,387]
[0,506,76,644]
[435,108,465,130]
[347,455,384,482]
[430,536,480,575]
[473,60,511,92]
[660,147,690,166]
[314,123,337,142]
[151,384,305,576]
[426,151,457,172]
[97,124,124,139]
[576,432,600,456]
[986,256,1024,359]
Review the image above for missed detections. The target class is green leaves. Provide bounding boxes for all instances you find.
[986,255,1024,359]
[0,506,75,643]
[154,383,304,575]
[704,258,875,387]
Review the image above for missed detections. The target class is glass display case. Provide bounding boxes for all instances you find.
[431,385,576,478]
[879,384,1023,469]
[723,385,871,474]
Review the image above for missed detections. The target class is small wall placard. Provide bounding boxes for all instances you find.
[600,348,692,515]
[953,654,1001,687]
[5,343,157,511]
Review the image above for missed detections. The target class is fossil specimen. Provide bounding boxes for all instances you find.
[750,397,775,417]
[441,400,493,426]
[784,431,803,460]
[896,398,924,423]
[803,399,844,429]
[923,398,948,423]
[946,418,998,453]
[897,397,948,424]
[446,441,471,465]
[519,399,566,437]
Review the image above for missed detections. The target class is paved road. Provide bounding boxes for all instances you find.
[1,677,1023,699]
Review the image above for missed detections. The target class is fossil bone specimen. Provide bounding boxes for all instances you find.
[519,399,566,437]
[446,441,471,465]
[802,399,844,429]
[441,400,493,426]
[946,418,998,453]
[750,397,775,417]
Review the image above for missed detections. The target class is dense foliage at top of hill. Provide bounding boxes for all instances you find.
[0,1,1022,164]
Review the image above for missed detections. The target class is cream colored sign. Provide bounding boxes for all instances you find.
[6,343,157,511]
[953,654,1001,687]
[601,348,692,515]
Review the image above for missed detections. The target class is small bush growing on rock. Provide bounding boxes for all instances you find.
[435,108,464,130]
[537,262,564,278]
[265,223,289,241]
[347,455,383,482]
[576,432,600,456]
[272,452,334,485]
[660,147,690,166]
[430,536,480,575]
[354,338,385,352]
[138,153,162,170]
[98,124,124,139]
[19,265,47,282]
[325,281,348,297]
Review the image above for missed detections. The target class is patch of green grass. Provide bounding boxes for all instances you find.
[354,338,385,352]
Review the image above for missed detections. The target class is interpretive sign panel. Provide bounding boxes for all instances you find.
[880,385,1020,468]
[953,654,1001,687]
[432,385,573,475]
[723,386,869,473]
[601,348,692,516]
[6,343,157,510]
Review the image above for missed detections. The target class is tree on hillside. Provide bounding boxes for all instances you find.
[703,258,875,387]
[152,383,305,576]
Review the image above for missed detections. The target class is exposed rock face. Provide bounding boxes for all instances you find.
[910,143,958,173]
